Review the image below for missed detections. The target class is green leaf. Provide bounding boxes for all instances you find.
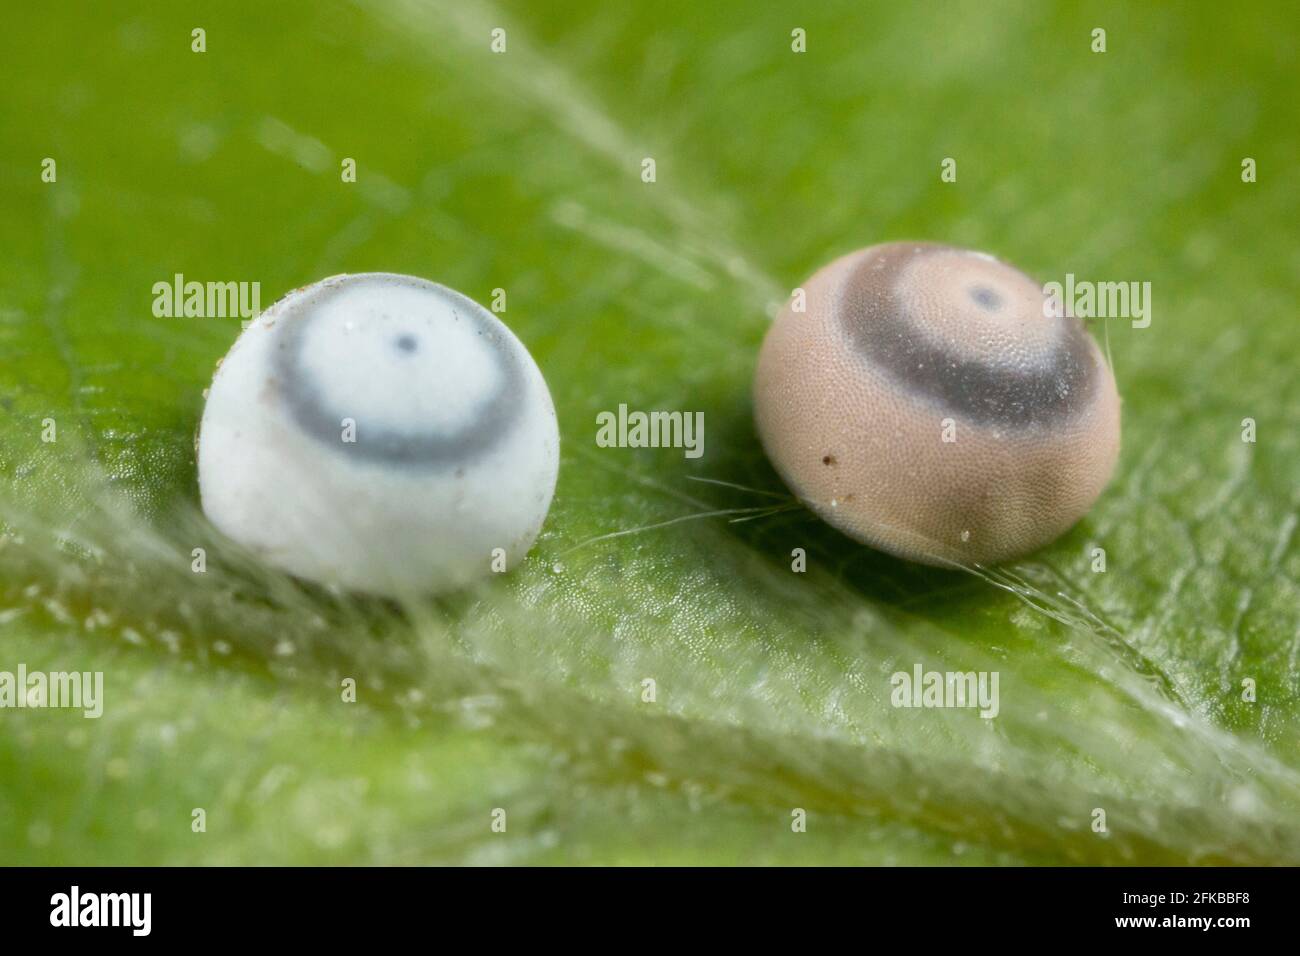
[1,0,1296,864]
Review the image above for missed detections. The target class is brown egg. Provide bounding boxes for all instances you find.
[754,242,1120,566]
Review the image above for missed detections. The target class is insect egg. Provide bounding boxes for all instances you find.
[753,242,1121,566]
[197,273,560,595]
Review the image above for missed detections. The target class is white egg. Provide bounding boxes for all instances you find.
[198,273,559,595]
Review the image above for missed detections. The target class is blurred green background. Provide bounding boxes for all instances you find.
[0,0,1297,864]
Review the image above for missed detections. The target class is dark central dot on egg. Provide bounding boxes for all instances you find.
[394,334,418,354]
[969,285,1001,310]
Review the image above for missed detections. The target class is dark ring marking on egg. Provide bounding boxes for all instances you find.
[273,275,526,468]
[839,244,1098,428]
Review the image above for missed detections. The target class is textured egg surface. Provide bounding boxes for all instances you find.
[754,243,1120,566]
